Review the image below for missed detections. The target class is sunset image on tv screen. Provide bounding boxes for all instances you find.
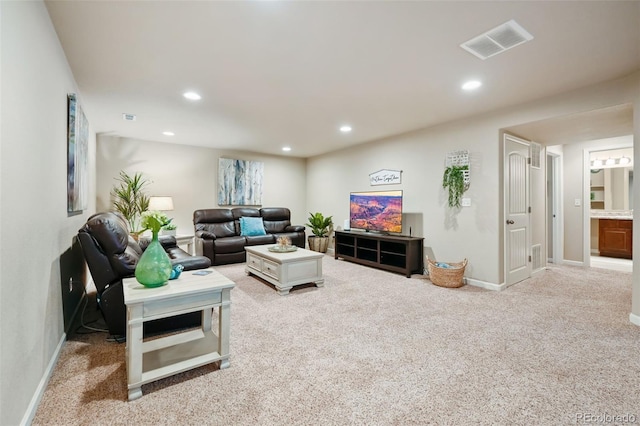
[349,191,402,233]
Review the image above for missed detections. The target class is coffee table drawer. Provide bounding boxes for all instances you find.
[247,253,280,279]
[262,259,280,279]
[247,253,263,271]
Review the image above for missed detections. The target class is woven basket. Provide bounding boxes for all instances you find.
[426,257,467,288]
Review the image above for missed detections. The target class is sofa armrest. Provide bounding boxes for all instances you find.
[196,230,216,240]
[139,235,178,251]
[285,225,305,232]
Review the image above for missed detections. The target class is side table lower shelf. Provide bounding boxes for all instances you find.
[136,330,225,391]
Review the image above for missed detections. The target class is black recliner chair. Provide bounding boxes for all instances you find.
[77,211,212,337]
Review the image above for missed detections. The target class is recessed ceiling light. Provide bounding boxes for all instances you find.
[163,131,175,136]
[282,146,292,152]
[340,125,352,133]
[183,91,201,101]
[462,80,482,91]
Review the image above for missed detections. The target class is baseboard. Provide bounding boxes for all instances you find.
[562,259,584,267]
[630,312,640,327]
[466,277,505,291]
[20,333,66,426]
[467,266,549,291]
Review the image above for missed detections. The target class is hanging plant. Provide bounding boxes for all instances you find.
[442,165,469,208]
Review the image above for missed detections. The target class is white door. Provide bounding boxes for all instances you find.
[505,134,531,285]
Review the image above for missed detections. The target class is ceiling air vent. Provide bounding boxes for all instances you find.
[122,113,137,121]
[460,19,533,60]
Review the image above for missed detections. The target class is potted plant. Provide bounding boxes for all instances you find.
[442,165,469,208]
[111,171,150,239]
[161,222,177,236]
[306,212,333,253]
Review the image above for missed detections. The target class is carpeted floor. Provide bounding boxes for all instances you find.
[33,256,640,425]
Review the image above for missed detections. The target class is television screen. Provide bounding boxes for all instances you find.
[349,190,403,233]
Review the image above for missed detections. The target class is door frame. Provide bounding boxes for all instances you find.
[583,140,634,266]
[547,151,564,264]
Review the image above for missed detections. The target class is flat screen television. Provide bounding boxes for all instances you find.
[349,190,403,234]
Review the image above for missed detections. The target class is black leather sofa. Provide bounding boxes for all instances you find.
[77,211,211,337]
[193,207,305,265]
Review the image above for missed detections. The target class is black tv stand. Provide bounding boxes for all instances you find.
[334,231,424,278]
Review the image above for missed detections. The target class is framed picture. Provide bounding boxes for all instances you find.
[218,158,264,206]
[67,94,89,213]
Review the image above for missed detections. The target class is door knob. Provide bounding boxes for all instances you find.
[506,220,514,225]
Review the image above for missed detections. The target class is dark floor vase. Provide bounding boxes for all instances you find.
[308,236,329,253]
[135,231,172,287]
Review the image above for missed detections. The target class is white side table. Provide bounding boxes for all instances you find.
[123,268,235,401]
[174,234,195,255]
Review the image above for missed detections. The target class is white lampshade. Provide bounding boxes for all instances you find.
[148,196,174,211]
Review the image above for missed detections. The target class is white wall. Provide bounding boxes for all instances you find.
[0,2,96,424]
[307,72,640,288]
[96,136,308,233]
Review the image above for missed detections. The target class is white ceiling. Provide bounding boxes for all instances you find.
[45,1,640,158]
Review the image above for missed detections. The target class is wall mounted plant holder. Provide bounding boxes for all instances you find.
[443,150,470,208]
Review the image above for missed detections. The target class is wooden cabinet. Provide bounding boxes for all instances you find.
[598,219,632,259]
[334,231,423,277]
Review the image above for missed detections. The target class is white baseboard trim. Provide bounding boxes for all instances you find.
[630,312,640,327]
[562,259,584,267]
[466,277,505,291]
[20,333,66,426]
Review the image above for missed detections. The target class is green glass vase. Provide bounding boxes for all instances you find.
[135,231,172,287]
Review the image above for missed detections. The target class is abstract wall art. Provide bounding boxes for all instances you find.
[67,93,89,213]
[218,158,264,206]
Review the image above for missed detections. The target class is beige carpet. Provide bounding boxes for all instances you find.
[33,257,640,425]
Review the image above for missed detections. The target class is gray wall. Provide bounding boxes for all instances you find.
[0,2,96,424]
[96,136,308,234]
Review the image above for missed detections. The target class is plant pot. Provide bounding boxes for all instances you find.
[308,236,329,253]
[135,231,172,287]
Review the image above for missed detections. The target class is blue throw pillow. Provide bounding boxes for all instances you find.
[240,216,267,236]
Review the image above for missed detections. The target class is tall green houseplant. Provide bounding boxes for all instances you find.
[111,171,150,236]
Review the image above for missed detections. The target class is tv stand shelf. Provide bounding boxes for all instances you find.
[334,231,423,277]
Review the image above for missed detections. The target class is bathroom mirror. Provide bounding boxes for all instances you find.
[590,148,633,211]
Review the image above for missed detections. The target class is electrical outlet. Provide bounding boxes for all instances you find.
[461,198,471,207]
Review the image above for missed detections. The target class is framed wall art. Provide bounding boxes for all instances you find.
[67,93,89,213]
[218,158,264,206]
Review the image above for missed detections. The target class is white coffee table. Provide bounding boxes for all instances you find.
[245,245,324,295]
[123,268,235,401]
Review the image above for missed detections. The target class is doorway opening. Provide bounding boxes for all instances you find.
[586,145,633,272]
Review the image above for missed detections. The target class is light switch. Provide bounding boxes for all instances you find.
[461,198,471,207]
[574,199,581,207]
